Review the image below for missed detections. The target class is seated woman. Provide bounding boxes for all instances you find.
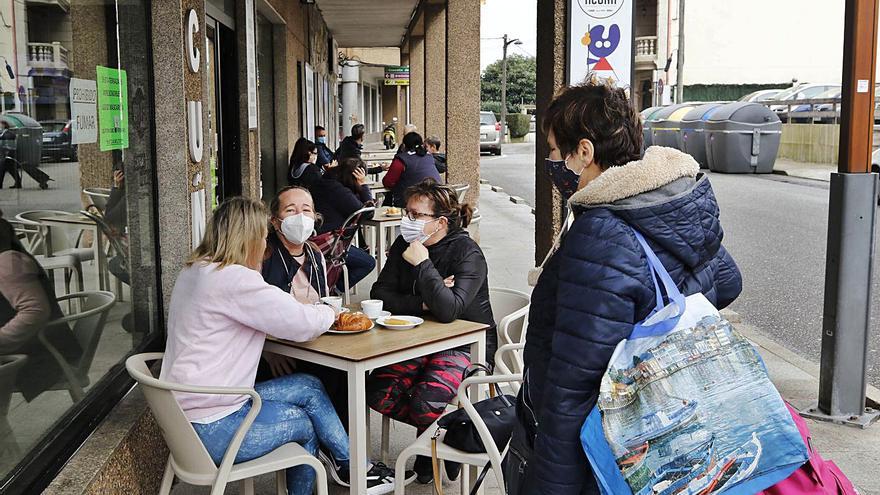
[159,197,397,495]
[311,157,377,293]
[381,132,442,207]
[366,179,496,483]
[288,137,322,189]
[0,211,82,402]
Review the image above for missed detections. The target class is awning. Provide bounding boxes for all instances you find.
[315,0,420,48]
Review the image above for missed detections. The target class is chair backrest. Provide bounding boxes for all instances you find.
[15,210,81,252]
[125,353,219,476]
[81,208,128,267]
[0,355,27,415]
[451,183,470,203]
[83,188,111,210]
[54,291,115,378]
[489,288,530,347]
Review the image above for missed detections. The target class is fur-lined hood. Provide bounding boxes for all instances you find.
[569,146,700,207]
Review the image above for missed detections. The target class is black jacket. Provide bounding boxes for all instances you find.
[311,175,374,234]
[371,229,497,362]
[316,142,335,167]
[432,153,447,174]
[335,136,362,162]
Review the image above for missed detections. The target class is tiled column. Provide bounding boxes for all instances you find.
[408,34,426,132]
[446,0,481,210]
[534,0,567,262]
[237,0,259,199]
[424,4,446,145]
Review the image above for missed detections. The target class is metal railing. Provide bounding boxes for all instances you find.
[758,97,855,124]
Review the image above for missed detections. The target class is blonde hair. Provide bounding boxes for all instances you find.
[187,197,269,268]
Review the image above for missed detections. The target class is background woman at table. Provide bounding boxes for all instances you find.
[160,197,398,495]
[311,157,376,294]
[367,179,495,483]
[288,137,322,189]
[381,132,441,207]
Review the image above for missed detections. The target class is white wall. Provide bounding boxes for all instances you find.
[662,0,880,86]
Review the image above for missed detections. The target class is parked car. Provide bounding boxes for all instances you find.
[480,111,502,155]
[40,120,77,162]
[738,89,784,103]
[770,83,840,118]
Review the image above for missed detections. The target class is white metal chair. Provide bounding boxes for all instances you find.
[83,187,112,210]
[39,291,115,402]
[125,353,329,495]
[450,184,471,204]
[14,210,93,263]
[393,372,523,495]
[8,218,84,300]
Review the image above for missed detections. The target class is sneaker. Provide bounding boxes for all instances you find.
[318,451,408,494]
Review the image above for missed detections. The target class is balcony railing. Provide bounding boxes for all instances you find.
[635,36,658,68]
[27,42,70,70]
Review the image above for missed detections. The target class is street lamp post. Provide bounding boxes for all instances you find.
[500,34,522,144]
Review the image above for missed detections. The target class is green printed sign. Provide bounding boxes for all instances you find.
[96,66,129,151]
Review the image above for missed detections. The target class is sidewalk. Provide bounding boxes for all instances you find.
[773,158,836,182]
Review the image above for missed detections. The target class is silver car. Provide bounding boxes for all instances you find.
[480,111,502,155]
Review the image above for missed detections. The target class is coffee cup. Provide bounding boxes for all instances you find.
[320,296,343,311]
[361,299,384,319]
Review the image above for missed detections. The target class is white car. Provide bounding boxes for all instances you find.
[770,83,840,115]
[739,89,784,103]
[480,111,502,155]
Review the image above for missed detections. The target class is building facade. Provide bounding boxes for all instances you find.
[0,1,480,492]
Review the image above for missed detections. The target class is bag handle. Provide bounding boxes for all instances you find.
[628,228,687,339]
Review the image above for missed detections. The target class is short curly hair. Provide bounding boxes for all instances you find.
[541,80,643,169]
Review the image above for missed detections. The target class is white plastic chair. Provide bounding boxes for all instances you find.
[393,372,523,495]
[14,210,93,263]
[83,187,111,210]
[125,353,328,495]
[493,343,525,394]
[39,291,115,401]
[9,218,84,299]
[450,184,471,204]
[0,354,27,458]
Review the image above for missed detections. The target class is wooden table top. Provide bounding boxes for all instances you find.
[364,207,402,224]
[268,317,488,362]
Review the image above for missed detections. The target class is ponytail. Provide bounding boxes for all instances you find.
[459,203,474,228]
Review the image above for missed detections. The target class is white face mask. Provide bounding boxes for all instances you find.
[400,216,441,244]
[280,213,315,245]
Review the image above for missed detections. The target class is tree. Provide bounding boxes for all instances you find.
[481,54,536,114]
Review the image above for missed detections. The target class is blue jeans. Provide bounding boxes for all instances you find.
[338,246,376,292]
[192,373,350,495]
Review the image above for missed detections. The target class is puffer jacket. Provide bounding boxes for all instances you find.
[519,146,743,494]
[371,228,497,363]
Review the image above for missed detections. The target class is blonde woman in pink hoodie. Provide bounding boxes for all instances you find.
[159,197,397,495]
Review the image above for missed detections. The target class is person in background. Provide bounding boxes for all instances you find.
[288,138,322,189]
[424,135,447,175]
[0,122,20,189]
[382,132,442,207]
[160,197,398,494]
[314,126,336,170]
[367,180,495,484]
[311,157,377,293]
[505,81,742,495]
[396,123,418,154]
[335,124,366,162]
[0,210,82,402]
[105,169,128,234]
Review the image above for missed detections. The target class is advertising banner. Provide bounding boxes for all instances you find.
[568,0,633,89]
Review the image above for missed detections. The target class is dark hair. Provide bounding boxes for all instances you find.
[541,80,643,169]
[404,179,473,229]
[351,124,366,140]
[329,157,366,194]
[402,132,428,157]
[315,125,326,133]
[289,137,317,171]
[425,135,442,151]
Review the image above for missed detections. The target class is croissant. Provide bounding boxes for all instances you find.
[335,312,372,331]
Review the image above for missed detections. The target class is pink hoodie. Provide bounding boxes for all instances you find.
[159,261,335,421]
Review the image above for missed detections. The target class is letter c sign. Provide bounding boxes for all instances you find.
[186,9,200,74]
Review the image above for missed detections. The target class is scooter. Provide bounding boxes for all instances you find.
[382,122,397,150]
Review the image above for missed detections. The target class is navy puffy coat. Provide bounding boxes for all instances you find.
[520,147,743,494]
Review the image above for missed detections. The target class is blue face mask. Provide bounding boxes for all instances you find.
[316,136,327,144]
[545,158,580,200]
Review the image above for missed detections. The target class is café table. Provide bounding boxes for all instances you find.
[264,317,488,495]
[41,213,108,290]
[362,206,401,271]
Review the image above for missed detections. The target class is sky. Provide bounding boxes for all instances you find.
[480,0,538,72]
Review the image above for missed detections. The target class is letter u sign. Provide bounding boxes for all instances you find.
[188,101,203,163]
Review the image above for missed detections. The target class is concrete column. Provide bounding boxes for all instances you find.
[446,0,480,209]
[237,0,259,199]
[409,35,426,132]
[534,0,567,262]
[399,51,410,134]
[424,4,446,144]
[342,62,360,132]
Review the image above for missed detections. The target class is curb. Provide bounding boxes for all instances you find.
[490,185,504,193]
[509,196,528,205]
[481,181,535,210]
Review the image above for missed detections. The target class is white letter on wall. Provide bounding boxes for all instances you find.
[186,9,200,74]
[188,100,203,163]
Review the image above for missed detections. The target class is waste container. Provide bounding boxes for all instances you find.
[651,104,697,149]
[641,106,665,150]
[679,103,725,169]
[1,113,43,171]
[704,102,782,173]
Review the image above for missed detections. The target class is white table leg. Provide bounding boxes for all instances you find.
[347,363,369,495]
[468,332,487,494]
[377,224,388,272]
[93,226,107,291]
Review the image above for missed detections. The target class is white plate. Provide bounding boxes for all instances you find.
[366,310,392,320]
[327,320,374,335]
[377,315,424,330]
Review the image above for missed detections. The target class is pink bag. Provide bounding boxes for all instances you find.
[759,404,859,495]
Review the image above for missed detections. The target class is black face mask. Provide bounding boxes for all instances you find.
[545,158,580,200]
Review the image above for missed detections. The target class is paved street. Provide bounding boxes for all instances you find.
[481,146,880,389]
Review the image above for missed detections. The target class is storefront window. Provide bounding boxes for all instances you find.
[0,0,158,487]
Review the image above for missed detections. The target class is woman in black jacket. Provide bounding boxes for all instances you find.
[288,137,322,189]
[311,157,376,292]
[366,179,495,483]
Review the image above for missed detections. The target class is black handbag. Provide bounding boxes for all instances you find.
[430,364,517,495]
